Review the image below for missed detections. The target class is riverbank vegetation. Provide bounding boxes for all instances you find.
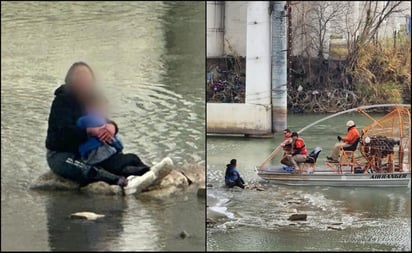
[207,1,410,113]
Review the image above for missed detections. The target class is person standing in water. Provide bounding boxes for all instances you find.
[224,159,245,189]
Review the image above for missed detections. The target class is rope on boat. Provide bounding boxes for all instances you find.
[298,104,410,134]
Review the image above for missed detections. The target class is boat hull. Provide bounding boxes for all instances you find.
[256,166,411,187]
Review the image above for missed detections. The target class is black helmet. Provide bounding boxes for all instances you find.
[291,132,299,137]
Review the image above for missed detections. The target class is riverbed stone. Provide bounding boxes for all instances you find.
[178,163,205,186]
[207,217,217,224]
[178,230,190,239]
[81,181,123,195]
[245,182,264,191]
[139,170,189,199]
[70,212,105,220]
[197,187,206,198]
[327,225,343,231]
[288,213,307,221]
[161,170,190,188]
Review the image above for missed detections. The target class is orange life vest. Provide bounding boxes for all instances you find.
[293,137,307,155]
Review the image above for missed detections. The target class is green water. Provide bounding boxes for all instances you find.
[207,113,411,251]
[1,2,205,251]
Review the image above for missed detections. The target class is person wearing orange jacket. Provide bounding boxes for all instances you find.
[282,132,308,171]
[327,120,360,162]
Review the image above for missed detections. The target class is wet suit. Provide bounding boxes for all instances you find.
[224,164,245,189]
[45,84,150,186]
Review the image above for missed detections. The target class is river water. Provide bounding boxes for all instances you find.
[1,2,205,251]
[207,113,411,251]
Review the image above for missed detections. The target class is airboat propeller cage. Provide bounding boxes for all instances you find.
[359,106,410,173]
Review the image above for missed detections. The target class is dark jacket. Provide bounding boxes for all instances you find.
[224,164,241,185]
[45,85,118,154]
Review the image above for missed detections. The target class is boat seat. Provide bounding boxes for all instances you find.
[342,137,360,152]
[333,137,361,173]
[301,147,322,174]
[325,139,359,174]
[305,147,322,163]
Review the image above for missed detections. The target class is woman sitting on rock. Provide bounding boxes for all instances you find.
[45,62,150,188]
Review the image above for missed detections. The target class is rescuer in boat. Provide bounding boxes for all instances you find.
[281,132,308,172]
[280,128,293,166]
[327,120,360,162]
[225,159,245,189]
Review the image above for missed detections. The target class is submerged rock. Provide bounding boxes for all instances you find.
[327,226,343,231]
[245,182,264,191]
[287,198,304,204]
[178,230,190,239]
[197,187,206,198]
[288,213,307,221]
[207,217,216,224]
[70,212,105,220]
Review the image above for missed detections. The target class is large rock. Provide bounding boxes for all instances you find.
[139,170,190,199]
[31,160,205,199]
[124,157,174,195]
[159,170,190,188]
[178,162,205,186]
[137,163,205,199]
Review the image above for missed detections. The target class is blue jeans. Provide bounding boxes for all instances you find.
[46,151,120,186]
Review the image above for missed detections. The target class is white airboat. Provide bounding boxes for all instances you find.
[256,104,411,188]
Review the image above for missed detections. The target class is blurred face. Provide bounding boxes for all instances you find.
[292,136,298,141]
[70,65,95,94]
[89,100,109,116]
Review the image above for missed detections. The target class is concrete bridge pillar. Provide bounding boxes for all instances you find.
[245,1,271,106]
[207,1,225,57]
[271,1,288,132]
